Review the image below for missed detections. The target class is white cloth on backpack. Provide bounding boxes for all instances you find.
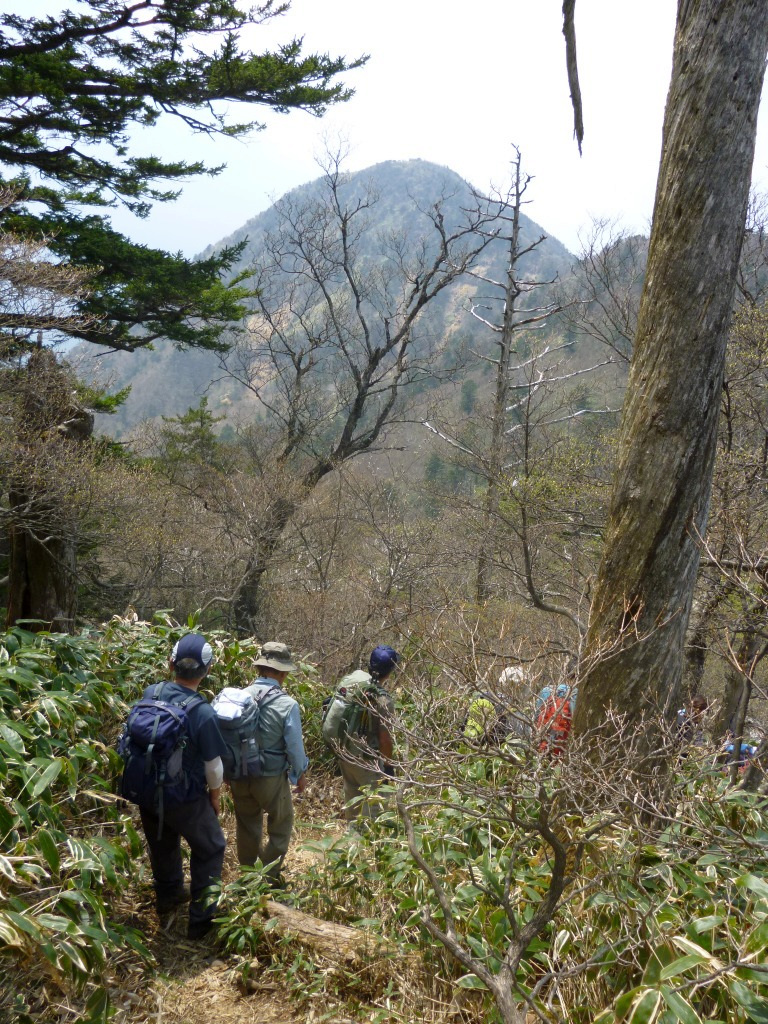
[213,687,253,720]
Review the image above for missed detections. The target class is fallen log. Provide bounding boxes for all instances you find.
[254,899,389,962]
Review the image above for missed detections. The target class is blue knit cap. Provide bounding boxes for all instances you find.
[369,644,399,678]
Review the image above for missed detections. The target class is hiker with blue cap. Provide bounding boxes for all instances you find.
[122,632,227,940]
[322,644,399,822]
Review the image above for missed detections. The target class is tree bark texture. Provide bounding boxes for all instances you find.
[6,498,78,632]
[575,2,768,749]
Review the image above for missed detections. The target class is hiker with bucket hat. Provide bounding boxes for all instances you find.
[228,641,308,883]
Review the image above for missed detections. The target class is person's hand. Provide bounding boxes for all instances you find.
[294,773,307,794]
[209,790,221,816]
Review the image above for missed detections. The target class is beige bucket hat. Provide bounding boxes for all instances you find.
[255,641,297,673]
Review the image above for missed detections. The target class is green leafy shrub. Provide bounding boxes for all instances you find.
[0,612,317,1022]
[0,623,150,1020]
[267,758,768,1024]
[568,787,768,1024]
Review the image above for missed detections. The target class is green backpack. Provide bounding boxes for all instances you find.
[321,670,382,754]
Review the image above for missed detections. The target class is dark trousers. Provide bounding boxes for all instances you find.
[139,794,225,926]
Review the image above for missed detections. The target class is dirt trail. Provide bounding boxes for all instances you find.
[111,773,348,1024]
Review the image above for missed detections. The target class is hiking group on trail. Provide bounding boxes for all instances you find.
[117,633,402,938]
[117,632,753,941]
[117,633,585,938]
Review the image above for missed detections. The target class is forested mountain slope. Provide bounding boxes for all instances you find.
[77,159,575,437]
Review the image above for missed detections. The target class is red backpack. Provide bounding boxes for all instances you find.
[536,687,574,755]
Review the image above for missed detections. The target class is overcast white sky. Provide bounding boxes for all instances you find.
[24,1,768,256]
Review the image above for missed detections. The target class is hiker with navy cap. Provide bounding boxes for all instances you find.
[134,632,227,939]
[228,640,309,883]
[325,645,399,822]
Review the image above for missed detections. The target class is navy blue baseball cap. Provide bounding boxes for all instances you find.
[369,644,399,677]
[171,633,213,671]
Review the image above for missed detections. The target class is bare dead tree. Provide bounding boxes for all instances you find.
[424,150,615,635]
[218,145,502,634]
[466,149,561,605]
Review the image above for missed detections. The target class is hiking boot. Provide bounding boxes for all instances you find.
[156,884,191,915]
[186,918,215,940]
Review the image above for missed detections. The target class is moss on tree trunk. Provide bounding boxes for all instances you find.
[575,1,768,759]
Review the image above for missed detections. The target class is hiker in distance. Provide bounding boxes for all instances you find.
[535,660,578,757]
[323,645,399,822]
[121,633,227,940]
[676,694,709,748]
[227,641,309,884]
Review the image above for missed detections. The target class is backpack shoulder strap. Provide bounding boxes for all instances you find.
[178,692,205,711]
[152,682,204,711]
[252,685,282,708]
[152,680,189,703]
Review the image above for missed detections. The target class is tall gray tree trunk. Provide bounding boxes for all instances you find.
[574,1,768,759]
[475,245,522,604]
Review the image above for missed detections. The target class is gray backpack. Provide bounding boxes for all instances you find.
[212,685,281,780]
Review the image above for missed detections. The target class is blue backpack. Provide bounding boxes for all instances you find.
[117,683,204,836]
[723,742,758,767]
